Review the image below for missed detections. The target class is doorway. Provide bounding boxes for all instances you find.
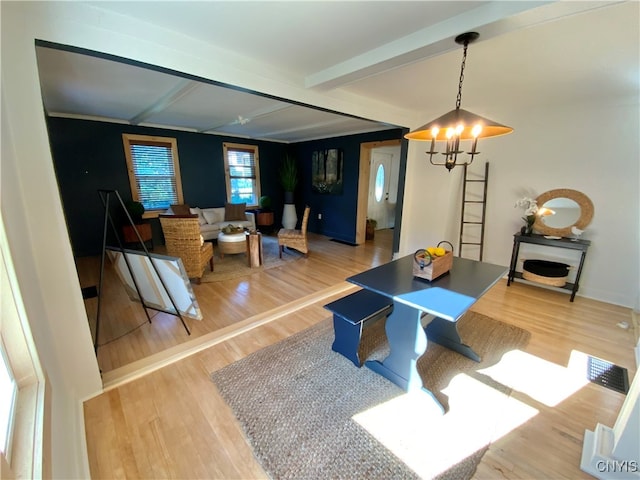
[367,145,400,230]
[356,139,404,249]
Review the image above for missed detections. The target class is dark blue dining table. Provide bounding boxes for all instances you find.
[347,254,507,413]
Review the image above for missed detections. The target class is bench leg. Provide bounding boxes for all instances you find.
[331,315,364,367]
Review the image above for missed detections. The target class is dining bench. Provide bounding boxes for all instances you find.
[324,289,393,367]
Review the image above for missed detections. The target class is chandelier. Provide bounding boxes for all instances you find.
[404,32,513,171]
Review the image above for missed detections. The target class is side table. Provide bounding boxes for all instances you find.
[246,231,263,268]
[122,223,153,249]
[256,211,275,233]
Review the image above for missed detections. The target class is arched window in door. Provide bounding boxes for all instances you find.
[374,164,385,202]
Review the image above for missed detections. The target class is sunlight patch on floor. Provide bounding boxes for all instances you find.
[352,373,538,478]
[478,349,589,407]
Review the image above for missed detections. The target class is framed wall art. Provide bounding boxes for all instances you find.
[312,149,343,194]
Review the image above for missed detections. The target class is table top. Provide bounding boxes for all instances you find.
[347,255,507,321]
[512,232,590,250]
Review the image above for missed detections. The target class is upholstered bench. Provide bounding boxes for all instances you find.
[324,289,393,367]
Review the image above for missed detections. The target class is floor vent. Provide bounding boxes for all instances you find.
[586,356,629,394]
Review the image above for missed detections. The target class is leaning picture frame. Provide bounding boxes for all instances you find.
[106,247,203,321]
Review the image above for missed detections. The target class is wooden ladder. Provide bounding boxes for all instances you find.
[458,162,489,261]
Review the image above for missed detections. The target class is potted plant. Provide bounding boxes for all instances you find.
[122,200,152,247]
[258,195,272,211]
[279,154,299,229]
[124,200,145,224]
[279,154,298,204]
[256,195,274,229]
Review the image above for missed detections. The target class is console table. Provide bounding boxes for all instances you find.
[507,233,590,302]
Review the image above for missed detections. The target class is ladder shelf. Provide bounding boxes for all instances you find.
[458,162,489,261]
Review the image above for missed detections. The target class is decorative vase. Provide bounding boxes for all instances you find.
[282,204,297,229]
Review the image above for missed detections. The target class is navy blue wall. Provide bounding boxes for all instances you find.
[47,117,288,256]
[294,129,404,244]
[47,116,404,255]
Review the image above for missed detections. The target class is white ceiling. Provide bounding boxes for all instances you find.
[36,1,639,143]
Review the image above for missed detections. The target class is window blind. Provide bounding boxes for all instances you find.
[227,147,256,180]
[227,147,258,204]
[129,143,178,210]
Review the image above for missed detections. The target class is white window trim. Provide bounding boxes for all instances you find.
[0,216,47,479]
[0,340,18,459]
[122,133,184,217]
[223,142,261,208]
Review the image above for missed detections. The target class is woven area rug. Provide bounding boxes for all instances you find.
[201,235,303,282]
[211,311,531,479]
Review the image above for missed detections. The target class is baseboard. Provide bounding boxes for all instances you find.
[98,281,358,393]
[330,238,358,246]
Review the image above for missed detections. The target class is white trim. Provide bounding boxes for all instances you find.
[0,217,46,479]
[98,282,357,393]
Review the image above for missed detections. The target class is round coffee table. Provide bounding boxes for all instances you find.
[217,232,246,257]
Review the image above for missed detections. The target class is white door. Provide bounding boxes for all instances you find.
[367,151,394,229]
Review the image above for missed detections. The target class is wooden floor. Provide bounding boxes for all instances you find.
[78,230,395,375]
[82,229,637,479]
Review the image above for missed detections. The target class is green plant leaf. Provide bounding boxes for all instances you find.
[279,154,298,192]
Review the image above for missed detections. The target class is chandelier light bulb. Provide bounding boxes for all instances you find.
[403,31,513,171]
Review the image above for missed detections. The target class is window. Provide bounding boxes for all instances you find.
[374,164,385,202]
[1,215,45,479]
[0,342,16,456]
[122,134,184,215]
[223,143,261,207]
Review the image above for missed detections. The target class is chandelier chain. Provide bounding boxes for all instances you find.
[455,41,469,110]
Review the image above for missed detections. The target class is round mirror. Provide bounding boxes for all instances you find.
[533,189,594,237]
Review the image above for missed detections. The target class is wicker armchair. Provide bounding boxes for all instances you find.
[159,214,214,283]
[278,206,310,258]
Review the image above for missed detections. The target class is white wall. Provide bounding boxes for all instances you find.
[400,97,639,307]
[0,1,638,477]
[0,3,417,477]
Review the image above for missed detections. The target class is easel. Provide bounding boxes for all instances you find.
[94,189,190,353]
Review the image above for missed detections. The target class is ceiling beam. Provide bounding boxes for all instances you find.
[129,79,200,125]
[304,1,614,91]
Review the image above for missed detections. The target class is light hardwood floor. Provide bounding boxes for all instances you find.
[82,230,637,479]
[78,230,395,374]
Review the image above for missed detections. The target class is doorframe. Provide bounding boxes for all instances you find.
[356,139,404,247]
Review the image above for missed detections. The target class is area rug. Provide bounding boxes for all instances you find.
[210,311,531,479]
[201,235,303,282]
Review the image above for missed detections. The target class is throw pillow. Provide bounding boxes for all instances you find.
[224,202,246,221]
[202,209,222,225]
[190,207,207,226]
[170,204,191,215]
